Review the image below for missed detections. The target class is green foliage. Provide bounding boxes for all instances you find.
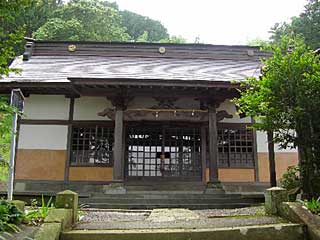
[33,18,86,41]
[235,36,320,198]
[0,0,30,76]
[270,0,320,49]
[25,196,53,226]
[247,38,269,47]
[0,199,24,232]
[303,198,320,215]
[280,166,301,191]
[121,10,169,42]
[33,0,130,41]
[158,35,187,44]
[0,97,15,181]
[280,166,301,201]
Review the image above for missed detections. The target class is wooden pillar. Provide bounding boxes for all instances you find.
[201,126,207,184]
[208,104,219,182]
[113,108,124,181]
[64,97,75,183]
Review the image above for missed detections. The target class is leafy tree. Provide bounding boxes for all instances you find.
[33,0,130,41]
[247,38,269,47]
[33,18,86,41]
[159,35,187,44]
[0,98,13,182]
[0,0,28,180]
[270,0,320,50]
[120,10,169,42]
[235,36,320,198]
[0,0,30,75]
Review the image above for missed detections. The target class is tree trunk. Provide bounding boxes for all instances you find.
[267,130,277,187]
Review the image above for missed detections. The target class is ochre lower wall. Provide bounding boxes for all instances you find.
[258,152,298,182]
[69,167,113,181]
[16,149,297,183]
[206,168,255,182]
[15,149,66,181]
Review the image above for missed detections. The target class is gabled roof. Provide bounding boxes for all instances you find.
[0,40,267,95]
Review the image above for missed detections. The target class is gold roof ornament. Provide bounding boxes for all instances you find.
[158,46,166,54]
[68,44,77,52]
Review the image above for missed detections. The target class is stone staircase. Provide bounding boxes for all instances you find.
[79,182,263,209]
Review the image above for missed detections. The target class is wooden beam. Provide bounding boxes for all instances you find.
[208,104,219,182]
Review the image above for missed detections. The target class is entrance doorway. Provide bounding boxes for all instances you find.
[126,124,201,180]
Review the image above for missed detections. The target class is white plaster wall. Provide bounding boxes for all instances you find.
[218,99,251,123]
[18,125,68,150]
[22,95,69,120]
[74,97,112,120]
[256,131,297,153]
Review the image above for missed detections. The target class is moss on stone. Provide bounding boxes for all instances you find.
[10,200,25,212]
[34,223,61,240]
[55,190,78,223]
[45,208,73,230]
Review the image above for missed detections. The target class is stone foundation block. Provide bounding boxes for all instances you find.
[45,208,73,230]
[265,187,288,215]
[55,190,78,223]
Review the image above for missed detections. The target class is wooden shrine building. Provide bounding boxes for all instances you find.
[0,40,298,194]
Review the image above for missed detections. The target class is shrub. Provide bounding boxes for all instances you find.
[0,199,24,232]
[280,166,301,201]
[280,166,301,190]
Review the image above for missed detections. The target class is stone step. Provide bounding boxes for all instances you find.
[80,202,255,209]
[89,193,240,199]
[61,223,305,240]
[80,197,252,205]
[125,190,210,194]
[124,183,206,191]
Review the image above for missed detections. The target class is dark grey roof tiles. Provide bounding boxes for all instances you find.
[3,56,261,83]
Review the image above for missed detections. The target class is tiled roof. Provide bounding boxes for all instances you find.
[3,56,260,83]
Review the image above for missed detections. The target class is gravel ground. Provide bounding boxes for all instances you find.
[194,206,265,218]
[75,216,285,230]
[80,209,151,222]
[75,206,284,231]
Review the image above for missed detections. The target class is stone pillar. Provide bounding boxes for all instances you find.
[265,187,288,215]
[55,190,78,223]
[113,108,124,181]
[208,104,219,183]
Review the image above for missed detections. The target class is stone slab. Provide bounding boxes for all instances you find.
[34,223,61,240]
[62,223,305,240]
[280,202,320,240]
[45,208,73,230]
[147,208,200,222]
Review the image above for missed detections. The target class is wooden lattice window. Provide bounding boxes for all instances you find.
[71,126,114,166]
[217,128,254,167]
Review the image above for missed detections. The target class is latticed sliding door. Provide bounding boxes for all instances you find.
[126,124,201,179]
